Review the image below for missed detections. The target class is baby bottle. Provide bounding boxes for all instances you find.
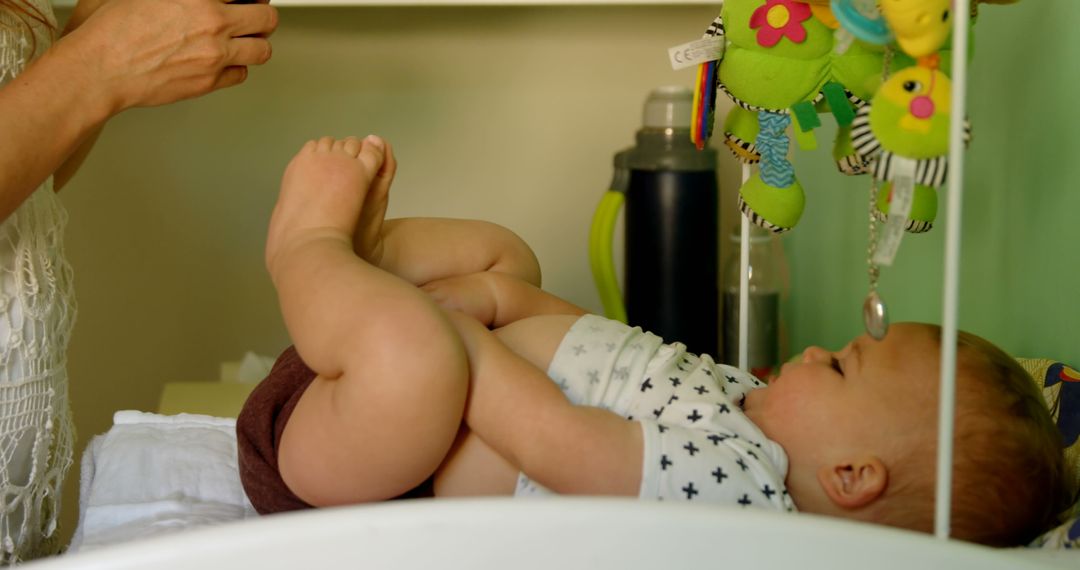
[721,227,781,379]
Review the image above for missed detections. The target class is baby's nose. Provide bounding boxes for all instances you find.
[801,346,830,363]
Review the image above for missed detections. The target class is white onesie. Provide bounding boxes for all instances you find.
[515,315,795,513]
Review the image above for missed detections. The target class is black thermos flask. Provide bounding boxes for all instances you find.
[592,86,720,356]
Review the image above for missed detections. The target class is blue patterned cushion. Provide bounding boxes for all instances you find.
[1031,516,1080,549]
[1018,359,1080,549]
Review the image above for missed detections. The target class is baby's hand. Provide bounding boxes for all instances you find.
[266,135,391,276]
[422,273,499,328]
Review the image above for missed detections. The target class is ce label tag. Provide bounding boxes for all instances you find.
[667,36,725,71]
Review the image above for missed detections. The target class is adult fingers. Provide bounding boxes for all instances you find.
[226,36,273,67]
[213,66,249,91]
[223,3,279,38]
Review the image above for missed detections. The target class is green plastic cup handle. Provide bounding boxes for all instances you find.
[589,191,627,323]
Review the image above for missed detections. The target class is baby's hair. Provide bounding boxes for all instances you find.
[881,327,1073,546]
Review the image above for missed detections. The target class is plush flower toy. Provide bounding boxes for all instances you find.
[691,0,1012,234]
[692,0,914,233]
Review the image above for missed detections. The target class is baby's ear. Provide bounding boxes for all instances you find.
[817,457,888,509]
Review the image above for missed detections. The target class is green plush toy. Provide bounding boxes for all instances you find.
[693,0,917,233]
[850,64,969,232]
[689,0,980,234]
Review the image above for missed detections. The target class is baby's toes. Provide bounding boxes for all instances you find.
[342,137,363,157]
[331,137,363,157]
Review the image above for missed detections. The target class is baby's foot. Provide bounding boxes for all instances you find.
[352,139,396,265]
[266,135,388,276]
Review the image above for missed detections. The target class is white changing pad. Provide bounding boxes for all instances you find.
[59,413,1078,569]
[40,499,1080,570]
[69,411,256,552]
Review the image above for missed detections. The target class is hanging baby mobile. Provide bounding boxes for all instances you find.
[669,0,1017,337]
[680,0,984,235]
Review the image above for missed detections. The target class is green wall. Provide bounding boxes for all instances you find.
[784,1,1080,365]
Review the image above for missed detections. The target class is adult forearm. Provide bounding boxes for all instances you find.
[2,0,277,214]
[54,127,103,191]
[0,39,112,220]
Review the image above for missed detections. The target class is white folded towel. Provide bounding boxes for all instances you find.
[69,411,256,552]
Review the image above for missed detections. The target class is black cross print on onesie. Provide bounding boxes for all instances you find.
[648,360,789,507]
[555,318,790,512]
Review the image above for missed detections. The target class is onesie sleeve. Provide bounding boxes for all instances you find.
[637,418,795,512]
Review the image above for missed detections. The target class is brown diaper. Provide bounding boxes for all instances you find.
[236,345,433,515]
[236,345,317,514]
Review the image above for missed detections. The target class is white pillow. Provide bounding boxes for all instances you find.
[69,411,256,552]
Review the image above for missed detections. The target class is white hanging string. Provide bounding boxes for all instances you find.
[934,0,972,540]
[738,163,752,370]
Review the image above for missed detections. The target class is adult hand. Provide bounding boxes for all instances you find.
[59,0,278,114]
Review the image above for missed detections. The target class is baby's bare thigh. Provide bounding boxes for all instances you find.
[493,314,580,371]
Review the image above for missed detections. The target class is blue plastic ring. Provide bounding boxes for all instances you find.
[831,0,893,45]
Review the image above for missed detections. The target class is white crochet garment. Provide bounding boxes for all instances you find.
[0,3,77,563]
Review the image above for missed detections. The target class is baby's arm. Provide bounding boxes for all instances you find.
[447,312,643,496]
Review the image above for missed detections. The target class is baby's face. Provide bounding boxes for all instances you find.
[743,323,940,467]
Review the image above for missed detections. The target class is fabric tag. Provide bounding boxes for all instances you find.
[873,157,917,266]
[668,36,725,70]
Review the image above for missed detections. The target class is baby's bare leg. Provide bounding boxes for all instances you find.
[269,136,468,506]
[342,137,541,287]
[343,142,540,286]
[390,219,541,286]
[364,218,542,289]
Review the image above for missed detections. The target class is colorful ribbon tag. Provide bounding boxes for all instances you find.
[691,61,719,150]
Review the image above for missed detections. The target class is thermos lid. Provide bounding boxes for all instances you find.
[617,86,717,173]
[642,86,693,129]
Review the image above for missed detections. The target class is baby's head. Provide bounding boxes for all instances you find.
[743,322,1073,546]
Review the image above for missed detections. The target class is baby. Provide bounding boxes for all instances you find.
[237,135,1072,547]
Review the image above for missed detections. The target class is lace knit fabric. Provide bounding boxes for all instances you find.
[0,3,78,563]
